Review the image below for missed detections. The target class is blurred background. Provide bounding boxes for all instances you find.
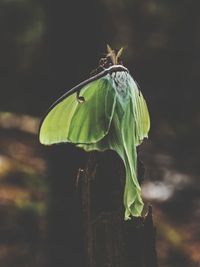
[0,0,200,266]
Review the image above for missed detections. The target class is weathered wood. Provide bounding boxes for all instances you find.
[47,146,157,267]
[79,151,158,267]
[46,145,87,267]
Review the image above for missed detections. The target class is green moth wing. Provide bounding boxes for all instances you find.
[39,64,150,220]
[39,76,116,145]
[74,72,150,219]
[129,78,150,145]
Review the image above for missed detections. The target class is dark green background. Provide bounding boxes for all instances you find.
[0,1,200,266]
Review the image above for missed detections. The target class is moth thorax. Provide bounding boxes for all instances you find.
[112,71,129,97]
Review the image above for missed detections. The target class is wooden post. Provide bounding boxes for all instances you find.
[78,151,158,267]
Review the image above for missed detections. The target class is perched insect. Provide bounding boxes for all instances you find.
[39,45,150,220]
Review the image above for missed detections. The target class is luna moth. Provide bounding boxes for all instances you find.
[39,45,150,220]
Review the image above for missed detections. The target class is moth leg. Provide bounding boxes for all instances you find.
[90,58,106,76]
[76,90,85,103]
[90,65,104,76]
[98,57,107,69]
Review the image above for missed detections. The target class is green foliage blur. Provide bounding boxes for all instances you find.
[0,0,200,266]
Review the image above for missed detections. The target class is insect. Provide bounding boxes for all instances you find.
[39,45,150,220]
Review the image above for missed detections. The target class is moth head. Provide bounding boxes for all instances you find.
[106,44,124,65]
[98,45,124,69]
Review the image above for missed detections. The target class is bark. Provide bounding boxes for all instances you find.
[78,151,158,267]
[47,146,157,267]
